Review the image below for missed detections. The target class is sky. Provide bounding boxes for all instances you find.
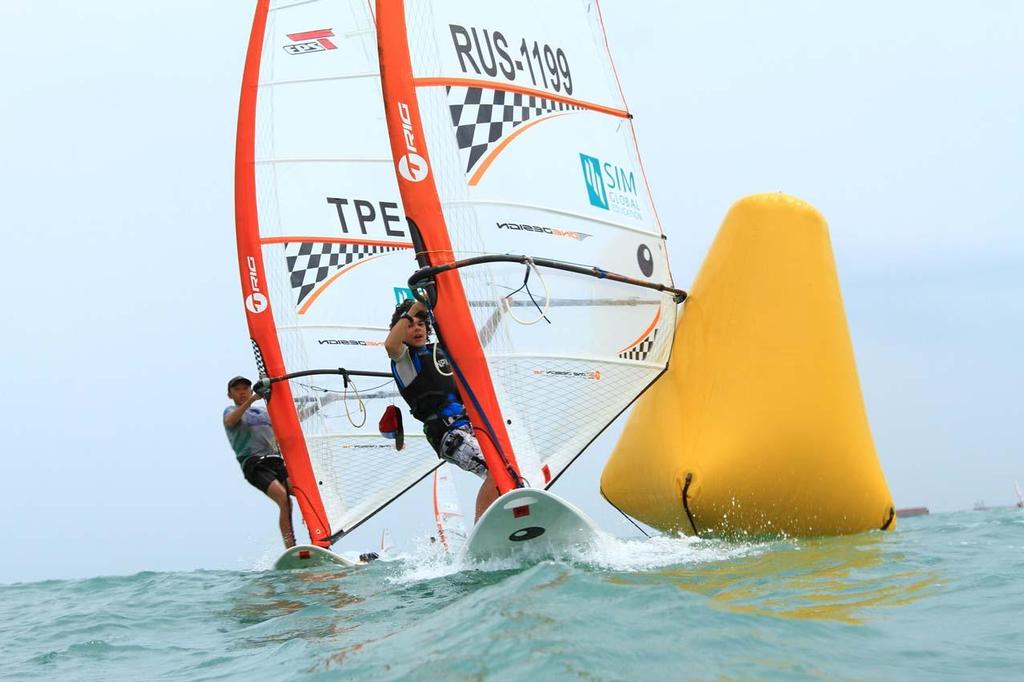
[0,1,1021,585]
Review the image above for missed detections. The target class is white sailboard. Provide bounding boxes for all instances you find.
[273,544,360,570]
[376,0,685,561]
[234,0,442,568]
[466,489,601,560]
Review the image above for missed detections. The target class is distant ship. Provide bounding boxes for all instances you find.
[895,507,929,518]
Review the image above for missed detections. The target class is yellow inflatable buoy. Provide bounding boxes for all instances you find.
[601,193,895,538]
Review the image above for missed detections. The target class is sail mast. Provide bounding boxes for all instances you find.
[377,0,522,494]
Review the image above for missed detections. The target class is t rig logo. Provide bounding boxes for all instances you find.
[245,256,268,314]
[396,102,429,183]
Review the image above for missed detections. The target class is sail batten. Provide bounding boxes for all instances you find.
[440,200,667,239]
[259,72,380,87]
[412,77,630,118]
[256,157,394,165]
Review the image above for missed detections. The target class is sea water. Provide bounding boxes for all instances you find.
[3,509,1022,681]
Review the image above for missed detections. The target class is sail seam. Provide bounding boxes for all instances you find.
[441,200,663,239]
[414,77,629,118]
[492,352,664,370]
[256,157,393,164]
[259,72,379,87]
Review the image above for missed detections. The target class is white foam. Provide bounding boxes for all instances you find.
[578,531,766,571]
[381,530,768,583]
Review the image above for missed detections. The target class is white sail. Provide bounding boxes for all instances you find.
[377,0,680,490]
[235,0,441,545]
[380,527,395,553]
[433,468,468,552]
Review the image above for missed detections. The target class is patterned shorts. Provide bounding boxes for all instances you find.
[439,425,488,479]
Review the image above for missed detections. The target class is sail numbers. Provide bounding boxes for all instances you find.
[449,24,573,96]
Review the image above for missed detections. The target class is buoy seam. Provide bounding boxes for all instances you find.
[682,473,701,538]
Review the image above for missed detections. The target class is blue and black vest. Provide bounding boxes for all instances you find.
[391,343,469,451]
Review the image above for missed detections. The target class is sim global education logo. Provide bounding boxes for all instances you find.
[579,153,641,219]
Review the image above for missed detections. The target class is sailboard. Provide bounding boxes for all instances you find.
[466,488,601,559]
[274,544,360,570]
[1015,481,1023,509]
[433,467,468,553]
[234,0,443,567]
[376,0,685,560]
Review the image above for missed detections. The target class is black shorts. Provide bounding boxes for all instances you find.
[243,456,288,493]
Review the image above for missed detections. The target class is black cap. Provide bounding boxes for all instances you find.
[227,376,252,390]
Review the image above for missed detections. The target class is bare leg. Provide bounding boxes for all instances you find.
[475,474,499,522]
[265,479,296,548]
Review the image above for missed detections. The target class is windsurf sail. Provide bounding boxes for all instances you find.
[377,0,683,495]
[380,527,395,553]
[234,0,440,547]
[1015,481,1023,509]
[433,467,468,553]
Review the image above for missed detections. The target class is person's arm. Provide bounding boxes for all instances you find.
[384,300,426,359]
[223,393,261,428]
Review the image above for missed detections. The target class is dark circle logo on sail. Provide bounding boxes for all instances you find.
[509,526,546,542]
[637,244,654,277]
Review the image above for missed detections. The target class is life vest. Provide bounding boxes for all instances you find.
[391,343,469,449]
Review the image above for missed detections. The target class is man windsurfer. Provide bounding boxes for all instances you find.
[385,299,498,520]
[223,376,295,548]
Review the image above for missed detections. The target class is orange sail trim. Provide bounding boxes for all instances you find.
[468,112,573,186]
[297,253,389,315]
[432,472,449,552]
[260,236,413,249]
[413,77,630,119]
[378,0,521,495]
[618,308,661,355]
[235,0,332,547]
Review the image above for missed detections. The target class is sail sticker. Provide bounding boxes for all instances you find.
[243,255,269,314]
[532,369,602,380]
[286,241,406,308]
[396,101,429,182]
[579,153,642,219]
[283,29,338,55]
[637,244,655,277]
[447,86,581,175]
[618,308,662,361]
[393,286,415,304]
[619,328,658,361]
[448,24,575,97]
[495,220,591,241]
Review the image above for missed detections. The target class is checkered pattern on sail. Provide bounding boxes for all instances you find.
[285,241,405,307]
[619,328,659,362]
[447,86,582,174]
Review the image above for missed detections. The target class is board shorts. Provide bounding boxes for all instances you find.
[439,425,488,479]
[243,455,288,493]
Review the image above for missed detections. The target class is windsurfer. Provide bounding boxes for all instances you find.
[385,300,499,520]
[223,376,295,549]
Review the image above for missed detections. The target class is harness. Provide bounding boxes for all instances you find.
[391,343,470,450]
